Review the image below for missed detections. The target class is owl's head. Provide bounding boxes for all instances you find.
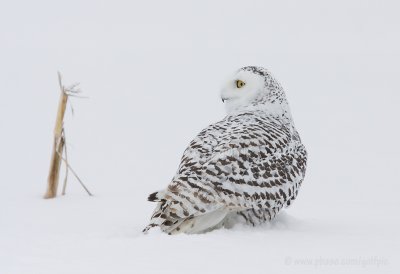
[220,66,288,115]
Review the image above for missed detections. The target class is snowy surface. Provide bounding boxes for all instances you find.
[1,0,399,273]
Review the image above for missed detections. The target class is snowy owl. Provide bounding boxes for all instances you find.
[143,66,307,234]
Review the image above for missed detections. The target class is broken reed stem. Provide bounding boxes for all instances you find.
[44,76,68,199]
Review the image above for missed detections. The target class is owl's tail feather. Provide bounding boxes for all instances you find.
[147,190,165,202]
[143,194,229,235]
[143,192,204,234]
[142,203,187,234]
[143,189,229,234]
[143,190,186,234]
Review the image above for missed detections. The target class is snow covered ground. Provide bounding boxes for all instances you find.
[1,0,399,273]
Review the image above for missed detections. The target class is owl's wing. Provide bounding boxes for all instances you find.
[144,113,307,233]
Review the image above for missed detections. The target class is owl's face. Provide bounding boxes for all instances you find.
[220,69,266,114]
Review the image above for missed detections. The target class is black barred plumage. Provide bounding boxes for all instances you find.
[143,66,307,234]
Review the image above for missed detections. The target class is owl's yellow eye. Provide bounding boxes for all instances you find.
[236,80,246,88]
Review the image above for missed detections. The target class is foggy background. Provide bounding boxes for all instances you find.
[1,0,399,273]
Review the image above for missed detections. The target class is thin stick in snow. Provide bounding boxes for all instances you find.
[61,129,69,195]
[57,151,93,196]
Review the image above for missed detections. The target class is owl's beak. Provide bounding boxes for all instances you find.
[221,97,227,103]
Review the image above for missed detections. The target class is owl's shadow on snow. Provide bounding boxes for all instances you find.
[127,212,314,237]
[227,211,312,233]
[263,212,303,229]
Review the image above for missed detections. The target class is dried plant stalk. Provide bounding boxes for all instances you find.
[44,73,92,198]
[44,75,68,199]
